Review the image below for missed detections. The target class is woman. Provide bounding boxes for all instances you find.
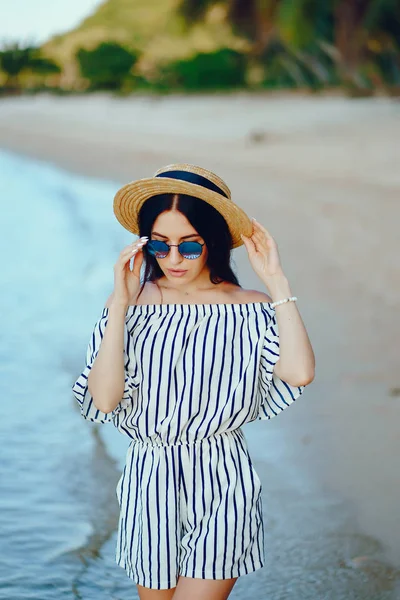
[72,163,315,600]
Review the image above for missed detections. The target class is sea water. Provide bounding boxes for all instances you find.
[0,149,398,600]
[0,149,133,599]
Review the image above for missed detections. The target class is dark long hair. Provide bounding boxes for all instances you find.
[136,193,241,302]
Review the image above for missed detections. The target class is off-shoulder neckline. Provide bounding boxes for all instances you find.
[133,301,272,307]
[103,301,274,310]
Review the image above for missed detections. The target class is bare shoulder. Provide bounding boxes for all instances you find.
[104,282,159,308]
[213,282,272,304]
[236,288,272,303]
[105,284,271,307]
[132,281,160,305]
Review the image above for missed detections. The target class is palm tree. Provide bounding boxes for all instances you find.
[334,0,389,86]
[179,0,400,89]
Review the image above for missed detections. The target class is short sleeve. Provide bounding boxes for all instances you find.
[71,308,139,424]
[256,305,305,420]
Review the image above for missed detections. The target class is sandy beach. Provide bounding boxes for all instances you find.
[1,91,400,593]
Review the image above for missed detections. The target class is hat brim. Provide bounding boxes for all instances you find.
[113,177,253,249]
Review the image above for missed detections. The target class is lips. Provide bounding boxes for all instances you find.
[169,269,187,273]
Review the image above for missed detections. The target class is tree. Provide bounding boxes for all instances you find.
[76,42,138,90]
[180,0,280,57]
[0,41,60,89]
[179,0,400,90]
[159,48,247,90]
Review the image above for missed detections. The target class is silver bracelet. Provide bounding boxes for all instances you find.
[270,296,297,308]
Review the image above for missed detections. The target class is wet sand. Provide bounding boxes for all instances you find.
[1,91,399,595]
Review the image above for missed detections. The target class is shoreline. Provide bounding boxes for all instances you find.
[2,92,400,570]
[0,92,399,186]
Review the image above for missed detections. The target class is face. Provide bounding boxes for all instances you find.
[149,210,208,284]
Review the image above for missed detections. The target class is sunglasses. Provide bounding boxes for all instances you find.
[145,240,205,259]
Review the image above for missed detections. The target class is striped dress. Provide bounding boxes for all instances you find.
[72,301,304,590]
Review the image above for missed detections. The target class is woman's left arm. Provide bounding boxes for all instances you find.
[241,218,315,387]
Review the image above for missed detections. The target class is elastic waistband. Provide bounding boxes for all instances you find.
[131,428,244,448]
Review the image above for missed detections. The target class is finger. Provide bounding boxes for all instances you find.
[121,239,148,259]
[251,238,268,256]
[251,233,262,249]
[253,219,275,240]
[252,227,267,243]
[251,239,267,255]
[250,221,265,243]
[241,233,256,255]
[129,237,148,251]
[116,246,144,271]
[252,225,276,249]
[131,247,144,277]
[126,248,144,266]
[120,248,142,268]
[123,237,148,251]
[129,241,147,255]
[251,228,269,249]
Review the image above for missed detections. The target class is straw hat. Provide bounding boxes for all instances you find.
[113,163,253,248]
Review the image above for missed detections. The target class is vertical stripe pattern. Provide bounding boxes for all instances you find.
[71,308,141,423]
[72,301,305,589]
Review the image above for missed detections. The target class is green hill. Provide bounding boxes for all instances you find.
[42,0,247,87]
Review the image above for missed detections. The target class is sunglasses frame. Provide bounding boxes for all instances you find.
[145,239,205,259]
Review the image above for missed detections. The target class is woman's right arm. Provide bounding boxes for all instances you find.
[87,299,128,413]
[87,236,148,414]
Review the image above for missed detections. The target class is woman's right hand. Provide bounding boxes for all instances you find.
[112,237,149,307]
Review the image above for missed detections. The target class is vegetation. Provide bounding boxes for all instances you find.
[0,42,60,92]
[180,0,400,93]
[39,0,242,91]
[76,42,138,90]
[0,0,399,95]
[158,48,247,91]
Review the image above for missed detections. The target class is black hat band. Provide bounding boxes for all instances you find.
[155,170,228,198]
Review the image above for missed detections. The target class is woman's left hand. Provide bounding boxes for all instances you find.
[241,219,283,281]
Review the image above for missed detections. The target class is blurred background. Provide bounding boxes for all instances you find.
[0,1,399,599]
[1,0,400,95]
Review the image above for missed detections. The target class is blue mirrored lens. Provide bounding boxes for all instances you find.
[146,241,169,257]
[179,242,202,258]
[146,240,202,259]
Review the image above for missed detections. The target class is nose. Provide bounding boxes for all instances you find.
[169,245,184,266]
